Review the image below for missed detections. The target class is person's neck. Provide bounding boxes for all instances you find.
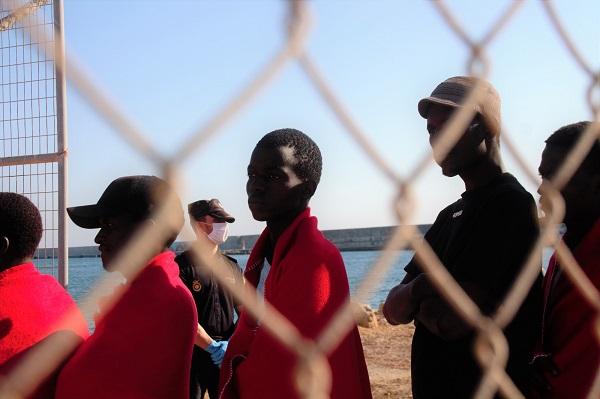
[264,207,306,263]
[0,256,31,272]
[195,236,219,255]
[460,158,504,192]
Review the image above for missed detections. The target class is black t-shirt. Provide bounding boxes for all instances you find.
[404,173,543,398]
[175,250,243,340]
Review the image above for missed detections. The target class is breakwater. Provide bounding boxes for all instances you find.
[38,224,432,259]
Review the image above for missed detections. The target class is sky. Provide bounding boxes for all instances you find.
[57,0,600,247]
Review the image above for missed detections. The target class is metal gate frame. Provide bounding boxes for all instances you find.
[0,0,68,286]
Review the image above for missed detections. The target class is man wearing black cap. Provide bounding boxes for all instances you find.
[175,198,242,399]
[383,77,543,398]
[56,175,198,399]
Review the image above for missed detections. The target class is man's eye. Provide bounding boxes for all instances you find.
[247,172,256,178]
[268,174,280,181]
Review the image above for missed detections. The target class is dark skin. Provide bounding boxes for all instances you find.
[538,143,600,250]
[0,236,32,271]
[246,144,316,264]
[532,145,600,390]
[95,213,168,270]
[383,103,504,340]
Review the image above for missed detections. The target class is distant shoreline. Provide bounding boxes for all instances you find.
[34,224,432,259]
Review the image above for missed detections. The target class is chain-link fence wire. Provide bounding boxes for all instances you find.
[1,0,600,398]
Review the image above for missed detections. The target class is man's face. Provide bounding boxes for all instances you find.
[426,103,486,177]
[246,145,307,222]
[94,213,139,269]
[538,143,600,228]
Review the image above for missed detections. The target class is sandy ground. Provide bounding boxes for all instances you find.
[359,312,414,398]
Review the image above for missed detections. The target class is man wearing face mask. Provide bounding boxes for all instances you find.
[176,198,242,399]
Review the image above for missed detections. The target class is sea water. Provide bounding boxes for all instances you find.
[64,249,552,309]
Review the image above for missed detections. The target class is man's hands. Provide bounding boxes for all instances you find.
[195,323,229,367]
[384,273,483,340]
[383,273,437,325]
[205,340,229,367]
[410,273,438,301]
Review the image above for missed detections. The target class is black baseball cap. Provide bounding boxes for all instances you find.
[188,199,235,223]
[67,175,183,229]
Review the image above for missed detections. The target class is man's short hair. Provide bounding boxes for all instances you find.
[256,128,322,186]
[0,193,42,261]
[546,121,600,173]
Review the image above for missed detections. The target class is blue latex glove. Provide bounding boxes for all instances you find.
[205,340,228,367]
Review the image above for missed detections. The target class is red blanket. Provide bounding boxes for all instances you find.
[0,263,88,398]
[219,208,372,399]
[55,251,197,399]
[536,219,600,398]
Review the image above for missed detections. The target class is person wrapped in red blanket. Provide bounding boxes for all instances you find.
[0,193,88,399]
[55,176,197,399]
[532,121,600,399]
[219,129,372,399]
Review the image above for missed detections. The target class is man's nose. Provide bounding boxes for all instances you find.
[94,229,105,245]
[537,179,552,196]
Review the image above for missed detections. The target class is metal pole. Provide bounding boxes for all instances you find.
[54,0,68,287]
[0,152,64,167]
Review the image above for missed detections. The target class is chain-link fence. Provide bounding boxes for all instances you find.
[1,0,600,398]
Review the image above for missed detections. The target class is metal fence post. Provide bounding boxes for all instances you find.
[53,0,68,287]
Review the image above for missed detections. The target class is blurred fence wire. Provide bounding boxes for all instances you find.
[1,0,600,398]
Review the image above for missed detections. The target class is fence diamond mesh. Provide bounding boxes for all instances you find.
[1,1,599,398]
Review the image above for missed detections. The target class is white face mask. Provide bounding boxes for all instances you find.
[208,222,229,245]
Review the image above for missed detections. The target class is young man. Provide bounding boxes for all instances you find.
[532,121,600,398]
[383,76,543,398]
[219,128,372,399]
[55,175,197,399]
[0,193,87,398]
[176,198,242,399]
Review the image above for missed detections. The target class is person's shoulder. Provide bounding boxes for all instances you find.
[136,260,196,311]
[174,250,195,281]
[223,254,239,265]
[292,217,341,261]
[490,173,535,207]
[174,249,192,267]
[222,253,243,276]
[22,268,76,304]
[432,198,463,224]
[40,273,74,296]
[302,221,339,253]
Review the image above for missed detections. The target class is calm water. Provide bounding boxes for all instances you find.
[64,249,553,309]
[65,251,412,308]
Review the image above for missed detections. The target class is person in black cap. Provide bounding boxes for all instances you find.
[383,77,543,398]
[56,175,198,399]
[175,198,242,399]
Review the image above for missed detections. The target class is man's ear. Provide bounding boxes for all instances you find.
[0,236,9,256]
